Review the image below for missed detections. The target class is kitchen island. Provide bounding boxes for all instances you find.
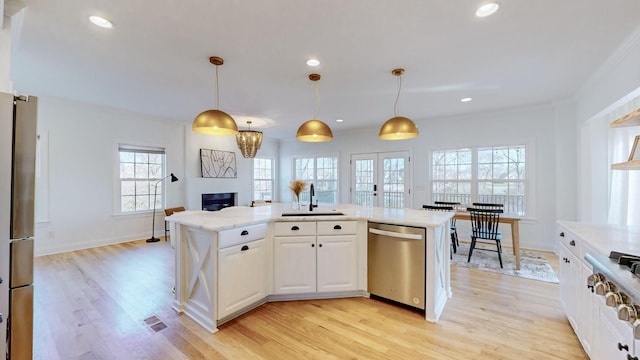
[167,203,453,333]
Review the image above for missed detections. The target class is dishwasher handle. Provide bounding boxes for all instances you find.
[368,228,423,240]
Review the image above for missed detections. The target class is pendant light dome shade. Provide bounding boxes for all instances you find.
[296,119,333,142]
[192,56,238,135]
[379,68,419,140]
[236,121,263,158]
[378,116,419,140]
[297,73,333,142]
[193,109,238,135]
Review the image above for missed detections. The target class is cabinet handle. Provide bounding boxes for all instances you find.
[241,230,249,236]
[319,243,323,247]
[618,342,629,351]
[311,243,315,247]
[569,240,576,246]
[291,226,300,231]
[560,232,565,237]
[627,354,638,360]
[333,225,342,230]
[241,245,249,251]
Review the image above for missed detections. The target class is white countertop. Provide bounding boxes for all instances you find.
[558,220,640,256]
[166,203,453,232]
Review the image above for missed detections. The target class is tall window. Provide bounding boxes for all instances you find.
[253,157,273,201]
[118,145,166,213]
[294,156,338,203]
[432,145,527,215]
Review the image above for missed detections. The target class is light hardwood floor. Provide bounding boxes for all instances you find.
[33,239,587,360]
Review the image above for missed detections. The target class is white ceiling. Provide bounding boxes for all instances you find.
[8,0,640,139]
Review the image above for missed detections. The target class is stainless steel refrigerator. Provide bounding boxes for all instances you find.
[0,92,36,359]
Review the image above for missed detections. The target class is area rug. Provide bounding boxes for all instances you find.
[451,242,559,283]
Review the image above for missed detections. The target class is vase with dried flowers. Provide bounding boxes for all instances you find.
[289,180,307,210]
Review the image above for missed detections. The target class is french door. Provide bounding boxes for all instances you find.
[350,151,411,208]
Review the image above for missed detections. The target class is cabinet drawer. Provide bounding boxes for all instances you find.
[559,228,581,258]
[317,221,358,235]
[274,221,316,236]
[219,223,267,249]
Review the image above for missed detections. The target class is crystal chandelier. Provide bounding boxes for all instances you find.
[236,120,263,158]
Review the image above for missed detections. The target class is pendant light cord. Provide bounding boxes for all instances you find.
[393,75,402,117]
[215,65,220,109]
[314,82,321,119]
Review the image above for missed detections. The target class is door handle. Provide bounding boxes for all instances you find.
[368,228,423,240]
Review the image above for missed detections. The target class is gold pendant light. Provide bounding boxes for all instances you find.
[379,68,419,140]
[192,56,239,135]
[296,73,333,142]
[236,120,263,158]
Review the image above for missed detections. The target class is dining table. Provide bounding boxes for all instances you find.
[453,211,522,270]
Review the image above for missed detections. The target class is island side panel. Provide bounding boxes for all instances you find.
[425,221,451,322]
[174,224,219,333]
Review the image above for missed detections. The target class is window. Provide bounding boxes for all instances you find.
[118,145,166,213]
[294,155,338,203]
[432,145,527,216]
[253,157,274,201]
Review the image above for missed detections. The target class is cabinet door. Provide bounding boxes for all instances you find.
[316,235,358,293]
[579,261,595,357]
[595,298,634,360]
[218,239,266,319]
[274,236,316,294]
[559,244,580,331]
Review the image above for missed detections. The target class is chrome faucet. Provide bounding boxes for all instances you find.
[309,183,317,211]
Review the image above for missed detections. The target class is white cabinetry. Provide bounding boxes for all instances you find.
[217,224,267,319]
[317,221,358,293]
[594,296,635,360]
[274,221,358,295]
[558,226,595,357]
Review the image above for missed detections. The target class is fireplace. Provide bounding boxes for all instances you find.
[201,192,236,211]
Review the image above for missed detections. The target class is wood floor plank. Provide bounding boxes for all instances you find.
[34,240,587,359]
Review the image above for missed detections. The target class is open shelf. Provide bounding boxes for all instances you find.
[610,108,640,128]
[611,160,640,170]
[612,135,640,170]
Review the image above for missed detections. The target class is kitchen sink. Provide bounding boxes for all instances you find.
[281,210,345,217]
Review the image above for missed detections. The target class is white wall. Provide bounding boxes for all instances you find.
[34,96,186,255]
[574,27,640,223]
[185,130,279,209]
[1,8,12,93]
[279,104,565,251]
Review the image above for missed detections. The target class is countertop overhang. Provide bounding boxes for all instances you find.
[166,203,453,232]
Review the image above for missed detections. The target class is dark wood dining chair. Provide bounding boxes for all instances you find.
[472,202,504,210]
[434,201,460,251]
[467,207,504,268]
[423,204,457,257]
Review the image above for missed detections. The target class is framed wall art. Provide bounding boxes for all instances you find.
[200,149,237,178]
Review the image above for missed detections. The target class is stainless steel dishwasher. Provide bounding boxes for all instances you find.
[367,222,426,310]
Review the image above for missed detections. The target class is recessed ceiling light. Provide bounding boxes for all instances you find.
[89,15,113,29]
[475,3,499,18]
[306,59,320,67]
[336,119,344,123]
[461,97,473,103]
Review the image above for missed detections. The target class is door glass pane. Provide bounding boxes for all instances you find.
[354,159,374,207]
[383,157,404,208]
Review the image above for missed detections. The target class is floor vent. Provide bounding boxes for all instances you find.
[143,315,167,332]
